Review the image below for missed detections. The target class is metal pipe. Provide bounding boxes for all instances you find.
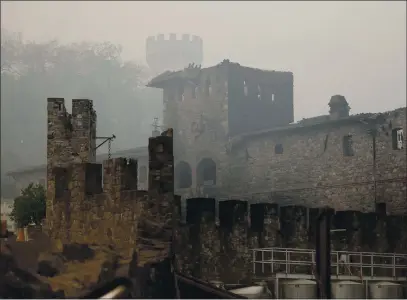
[316,208,332,299]
[99,285,127,299]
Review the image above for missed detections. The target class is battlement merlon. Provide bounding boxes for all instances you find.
[47,98,70,138]
[146,33,203,62]
[103,158,138,193]
[51,158,139,200]
[148,134,174,194]
[71,99,97,133]
[47,98,97,166]
[146,33,203,44]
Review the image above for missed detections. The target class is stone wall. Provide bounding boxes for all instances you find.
[223,107,407,214]
[46,97,175,257]
[151,63,406,216]
[174,198,407,284]
[47,158,143,253]
[152,62,294,196]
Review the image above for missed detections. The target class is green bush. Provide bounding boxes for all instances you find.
[10,183,46,227]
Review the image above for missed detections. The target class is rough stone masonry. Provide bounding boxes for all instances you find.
[44,97,406,288]
[173,199,407,284]
[46,98,175,259]
[148,62,407,215]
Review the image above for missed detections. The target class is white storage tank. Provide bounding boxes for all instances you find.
[332,280,365,299]
[282,279,317,299]
[369,281,403,299]
[229,285,270,298]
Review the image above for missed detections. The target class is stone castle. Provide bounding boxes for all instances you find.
[148,61,406,215]
[44,97,406,284]
[7,60,407,218]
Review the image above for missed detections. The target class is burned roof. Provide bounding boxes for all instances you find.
[146,59,291,89]
[229,107,405,150]
[147,62,203,88]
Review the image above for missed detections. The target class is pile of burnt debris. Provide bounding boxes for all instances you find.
[84,252,247,299]
[0,237,245,299]
[0,240,64,298]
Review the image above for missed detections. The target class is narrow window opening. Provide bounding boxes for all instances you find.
[205,78,211,96]
[257,85,262,100]
[275,144,283,154]
[343,135,354,156]
[392,128,404,150]
[192,86,198,99]
[179,85,184,102]
[57,103,62,111]
[243,80,248,96]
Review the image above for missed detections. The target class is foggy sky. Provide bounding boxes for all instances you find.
[2,1,406,120]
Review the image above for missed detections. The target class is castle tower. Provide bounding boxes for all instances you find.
[146,33,203,75]
[47,98,96,168]
[46,98,97,236]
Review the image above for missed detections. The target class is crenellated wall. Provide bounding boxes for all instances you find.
[174,198,407,283]
[46,97,175,257]
[146,33,203,75]
[47,158,144,252]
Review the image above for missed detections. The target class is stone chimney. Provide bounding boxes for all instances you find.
[329,95,350,120]
[151,117,161,137]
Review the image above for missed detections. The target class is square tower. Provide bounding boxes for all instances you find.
[147,61,293,192]
[46,98,97,232]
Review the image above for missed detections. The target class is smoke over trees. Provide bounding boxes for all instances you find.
[1,28,162,177]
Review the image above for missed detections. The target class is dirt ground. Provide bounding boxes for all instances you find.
[3,229,169,298]
[5,231,51,272]
[4,232,115,297]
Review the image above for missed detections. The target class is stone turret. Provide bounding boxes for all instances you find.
[146,33,203,75]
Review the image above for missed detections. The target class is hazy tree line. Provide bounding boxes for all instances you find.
[1,28,162,182]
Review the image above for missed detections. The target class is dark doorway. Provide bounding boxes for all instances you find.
[196,158,216,186]
[175,161,192,189]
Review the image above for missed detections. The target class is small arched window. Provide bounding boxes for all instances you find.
[192,86,198,99]
[257,84,262,100]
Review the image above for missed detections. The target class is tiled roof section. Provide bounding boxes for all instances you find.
[6,146,149,176]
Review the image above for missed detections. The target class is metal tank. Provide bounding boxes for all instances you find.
[332,280,365,299]
[229,285,271,299]
[282,279,317,299]
[369,281,403,299]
